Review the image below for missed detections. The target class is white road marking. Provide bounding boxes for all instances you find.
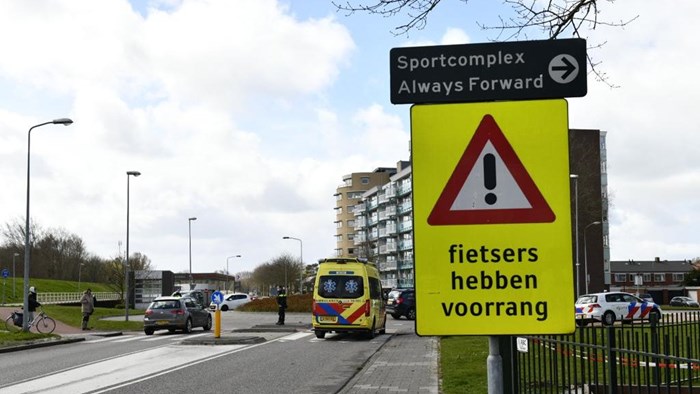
[278,332,314,341]
[3,344,245,393]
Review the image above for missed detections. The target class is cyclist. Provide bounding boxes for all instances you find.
[28,286,41,324]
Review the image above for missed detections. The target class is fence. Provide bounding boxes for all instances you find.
[37,292,122,305]
[515,311,700,393]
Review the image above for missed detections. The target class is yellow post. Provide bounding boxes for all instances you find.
[215,307,221,338]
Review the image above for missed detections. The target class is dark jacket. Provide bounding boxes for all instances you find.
[277,290,287,309]
[28,292,41,312]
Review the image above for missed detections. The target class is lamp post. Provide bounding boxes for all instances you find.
[124,171,140,322]
[13,253,19,298]
[78,263,85,292]
[226,255,241,292]
[23,118,73,331]
[188,217,197,290]
[570,174,579,298]
[283,236,303,293]
[583,221,602,294]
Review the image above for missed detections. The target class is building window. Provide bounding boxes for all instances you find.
[348,248,355,255]
[336,221,343,229]
[628,274,636,283]
[361,177,370,184]
[672,273,685,282]
[643,273,652,282]
[653,273,665,282]
[347,234,354,241]
[347,220,355,227]
[614,273,626,283]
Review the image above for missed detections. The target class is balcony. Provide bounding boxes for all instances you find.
[379,242,398,254]
[380,262,398,272]
[399,259,414,269]
[398,221,413,232]
[399,240,413,251]
[382,278,398,289]
[399,278,414,288]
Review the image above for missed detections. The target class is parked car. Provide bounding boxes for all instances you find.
[669,296,700,308]
[143,296,212,335]
[209,292,252,311]
[386,289,416,320]
[575,291,662,326]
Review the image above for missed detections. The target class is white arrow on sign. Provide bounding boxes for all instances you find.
[548,54,579,84]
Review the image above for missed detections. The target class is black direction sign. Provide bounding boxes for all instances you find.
[390,38,587,104]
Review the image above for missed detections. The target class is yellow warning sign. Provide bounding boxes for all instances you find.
[412,99,574,335]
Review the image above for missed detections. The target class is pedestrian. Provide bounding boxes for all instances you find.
[28,286,41,324]
[276,285,287,325]
[81,288,95,330]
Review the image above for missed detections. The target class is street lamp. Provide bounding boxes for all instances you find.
[23,118,73,331]
[283,236,303,293]
[188,217,197,290]
[125,170,141,322]
[584,221,602,294]
[12,253,19,298]
[226,255,241,292]
[78,263,85,292]
[570,174,579,298]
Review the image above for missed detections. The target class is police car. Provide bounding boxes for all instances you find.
[575,291,663,327]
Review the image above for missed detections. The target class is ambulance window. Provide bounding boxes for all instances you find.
[319,275,364,298]
[369,277,381,299]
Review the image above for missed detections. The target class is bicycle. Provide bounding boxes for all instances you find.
[4,308,56,334]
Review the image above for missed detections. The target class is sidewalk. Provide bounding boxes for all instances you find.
[339,330,440,394]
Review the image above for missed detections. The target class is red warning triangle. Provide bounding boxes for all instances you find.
[428,115,555,225]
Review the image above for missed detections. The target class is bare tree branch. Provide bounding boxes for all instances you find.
[334,0,639,87]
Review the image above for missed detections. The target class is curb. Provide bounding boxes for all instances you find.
[0,337,85,354]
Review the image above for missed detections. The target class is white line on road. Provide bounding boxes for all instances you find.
[3,344,246,393]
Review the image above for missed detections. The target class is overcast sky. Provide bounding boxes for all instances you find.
[0,0,697,277]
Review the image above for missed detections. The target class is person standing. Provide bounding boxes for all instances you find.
[276,285,287,325]
[81,288,95,330]
[28,286,41,324]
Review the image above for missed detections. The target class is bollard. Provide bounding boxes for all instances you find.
[215,307,221,338]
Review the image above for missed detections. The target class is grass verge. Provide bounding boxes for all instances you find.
[440,336,489,394]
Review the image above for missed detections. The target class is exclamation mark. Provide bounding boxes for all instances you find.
[484,153,497,205]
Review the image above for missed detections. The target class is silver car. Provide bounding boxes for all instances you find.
[144,296,212,335]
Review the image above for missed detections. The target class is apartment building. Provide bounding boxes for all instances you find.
[351,161,413,289]
[334,167,397,258]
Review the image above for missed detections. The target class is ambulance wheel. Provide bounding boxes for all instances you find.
[315,330,326,339]
[366,319,376,339]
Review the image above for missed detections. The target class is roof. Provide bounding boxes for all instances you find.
[610,259,695,273]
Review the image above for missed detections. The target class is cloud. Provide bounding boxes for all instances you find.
[0,0,357,273]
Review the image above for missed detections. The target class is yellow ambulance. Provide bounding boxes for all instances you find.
[312,258,387,339]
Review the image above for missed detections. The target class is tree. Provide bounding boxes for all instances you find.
[251,253,303,294]
[682,263,700,287]
[334,0,637,85]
